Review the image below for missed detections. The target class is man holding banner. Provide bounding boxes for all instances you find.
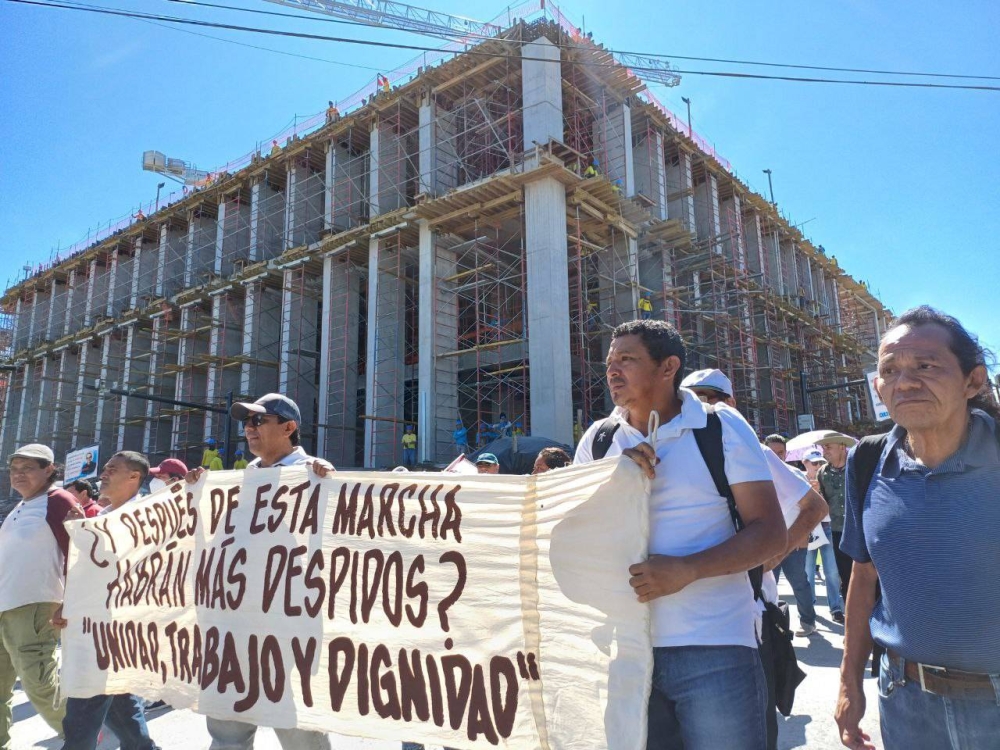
[57,451,163,750]
[187,392,334,750]
[575,320,787,750]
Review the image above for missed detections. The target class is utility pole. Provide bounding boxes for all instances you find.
[762,168,775,205]
[155,182,165,211]
[681,96,692,137]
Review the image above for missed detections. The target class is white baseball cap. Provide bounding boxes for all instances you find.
[802,449,827,464]
[681,368,734,397]
[10,444,55,463]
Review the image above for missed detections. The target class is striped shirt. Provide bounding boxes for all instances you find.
[841,409,1000,673]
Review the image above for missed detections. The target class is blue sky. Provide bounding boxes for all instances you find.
[1,0,998,364]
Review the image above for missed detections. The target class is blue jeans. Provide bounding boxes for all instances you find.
[774,548,815,627]
[878,651,1000,749]
[805,527,844,616]
[62,694,159,750]
[647,645,767,750]
[402,447,416,466]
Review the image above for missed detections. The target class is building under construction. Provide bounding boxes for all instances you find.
[0,9,892,498]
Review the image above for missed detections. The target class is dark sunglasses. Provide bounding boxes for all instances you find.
[242,414,286,428]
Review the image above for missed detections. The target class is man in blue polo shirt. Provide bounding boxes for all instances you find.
[835,306,1000,750]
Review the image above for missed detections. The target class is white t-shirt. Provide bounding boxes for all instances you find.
[575,390,773,648]
[0,492,64,611]
[760,450,812,604]
[247,446,315,469]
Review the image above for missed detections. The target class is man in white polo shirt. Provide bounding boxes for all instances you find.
[574,321,786,750]
[186,393,333,750]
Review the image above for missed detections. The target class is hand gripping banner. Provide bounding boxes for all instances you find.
[61,457,651,749]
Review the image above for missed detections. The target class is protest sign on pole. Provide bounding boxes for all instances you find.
[65,444,100,481]
[865,370,891,422]
[61,458,652,749]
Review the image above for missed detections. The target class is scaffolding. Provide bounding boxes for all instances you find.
[434,219,528,447]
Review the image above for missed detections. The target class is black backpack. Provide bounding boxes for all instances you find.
[590,411,763,600]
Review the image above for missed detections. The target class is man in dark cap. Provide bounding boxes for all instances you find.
[186,393,332,750]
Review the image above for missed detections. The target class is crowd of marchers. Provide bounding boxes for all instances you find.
[1,304,998,750]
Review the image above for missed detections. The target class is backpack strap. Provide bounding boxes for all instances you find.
[693,411,764,601]
[851,433,890,505]
[590,418,622,460]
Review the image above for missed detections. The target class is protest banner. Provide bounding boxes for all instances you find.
[61,457,652,749]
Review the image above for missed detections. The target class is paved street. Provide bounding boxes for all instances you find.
[10,574,881,749]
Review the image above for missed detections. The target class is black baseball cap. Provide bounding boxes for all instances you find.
[230,393,302,423]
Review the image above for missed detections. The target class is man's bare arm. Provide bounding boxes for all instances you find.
[835,561,879,750]
[630,480,786,601]
[764,488,828,570]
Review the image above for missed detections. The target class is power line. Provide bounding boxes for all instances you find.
[160,0,1000,83]
[136,16,384,72]
[7,0,1000,92]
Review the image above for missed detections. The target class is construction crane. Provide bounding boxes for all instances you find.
[262,0,681,87]
[142,150,211,186]
[263,0,502,39]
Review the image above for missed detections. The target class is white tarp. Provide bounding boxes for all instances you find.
[61,458,651,749]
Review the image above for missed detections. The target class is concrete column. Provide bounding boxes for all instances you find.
[416,222,457,462]
[33,357,53,444]
[104,249,120,318]
[363,239,379,465]
[418,97,436,197]
[743,210,765,275]
[84,260,98,327]
[694,172,721,251]
[324,143,336,230]
[319,252,362,466]
[26,290,39,348]
[666,151,695,233]
[363,238,406,467]
[42,280,59,342]
[10,297,23,353]
[14,363,31,446]
[240,283,257,396]
[284,164,300,251]
[51,348,74,459]
[524,176,573,444]
[720,194,745,269]
[206,294,224,438]
[622,103,635,196]
[417,222,434,462]
[634,129,668,220]
[369,125,380,217]
[130,238,143,309]
[249,181,263,262]
[143,315,167,454]
[521,37,563,148]
[214,200,228,274]
[63,272,77,337]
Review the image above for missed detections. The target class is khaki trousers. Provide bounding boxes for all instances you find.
[0,602,65,750]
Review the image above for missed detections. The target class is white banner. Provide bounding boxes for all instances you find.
[61,458,651,749]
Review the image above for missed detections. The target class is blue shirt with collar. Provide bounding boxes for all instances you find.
[841,409,1000,673]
